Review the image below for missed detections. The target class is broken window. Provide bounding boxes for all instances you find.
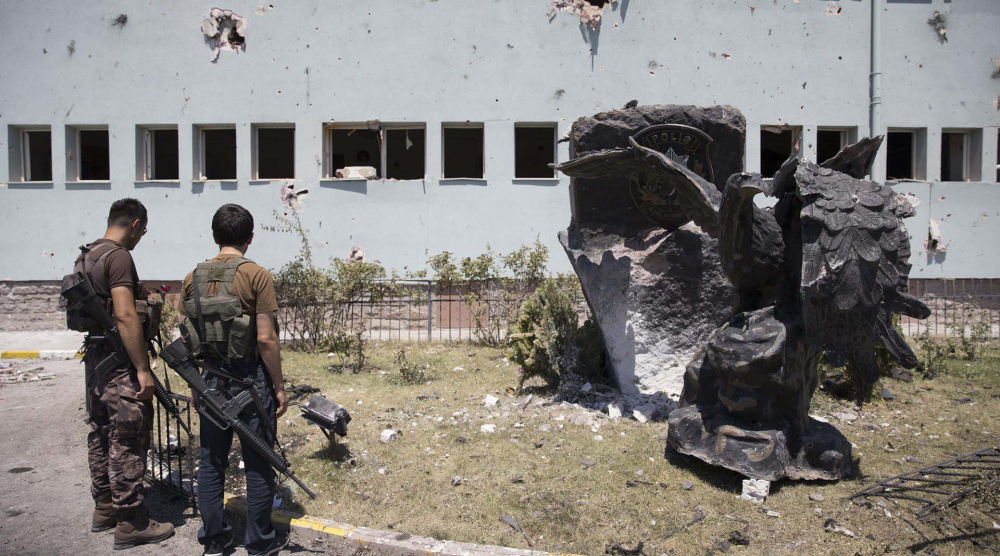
[327,125,381,179]
[78,129,110,181]
[941,131,969,182]
[515,124,557,178]
[385,127,425,180]
[199,127,237,181]
[138,127,178,181]
[886,131,915,181]
[816,129,847,166]
[21,130,52,182]
[760,126,799,178]
[443,125,485,179]
[254,126,295,180]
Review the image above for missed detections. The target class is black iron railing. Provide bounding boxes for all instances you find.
[147,390,197,512]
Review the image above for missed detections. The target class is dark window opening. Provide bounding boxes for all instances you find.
[150,129,178,180]
[941,132,967,182]
[203,129,237,180]
[24,130,52,182]
[386,128,425,180]
[886,132,914,180]
[79,129,110,181]
[443,127,484,179]
[329,128,381,178]
[816,130,844,166]
[257,128,295,179]
[515,126,556,178]
[760,129,794,178]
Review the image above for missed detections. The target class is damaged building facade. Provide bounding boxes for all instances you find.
[1,0,998,295]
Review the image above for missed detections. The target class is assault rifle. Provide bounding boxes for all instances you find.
[61,276,191,435]
[160,338,317,499]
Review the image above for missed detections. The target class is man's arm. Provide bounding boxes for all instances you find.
[256,312,287,417]
[111,286,154,400]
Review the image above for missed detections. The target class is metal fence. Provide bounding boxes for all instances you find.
[146,391,197,512]
[294,280,998,343]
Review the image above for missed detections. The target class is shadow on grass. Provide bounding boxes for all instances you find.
[309,439,354,465]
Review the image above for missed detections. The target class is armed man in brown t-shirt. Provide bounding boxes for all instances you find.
[72,198,175,549]
[179,204,288,556]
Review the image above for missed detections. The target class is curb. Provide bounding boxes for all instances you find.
[223,495,580,556]
[0,350,82,359]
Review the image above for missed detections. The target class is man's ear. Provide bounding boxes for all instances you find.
[247,232,254,246]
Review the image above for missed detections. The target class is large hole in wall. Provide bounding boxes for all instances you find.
[150,129,179,180]
[256,127,295,180]
[515,125,557,179]
[329,128,381,179]
[203,129,237,180]
[385,128,425,180]
[886,131,914,181]
[443,126,484,179]
[79,129,110,181]
[24,130,52,182]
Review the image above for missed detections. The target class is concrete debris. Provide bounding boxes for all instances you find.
[335,166,378,180]
[926,218,948,254]
[824,2,842,16]
[740,479,769,504]
[809,493,824,502]
[681,480,694,490]
[480,423,496,434]
[766,510,780,518]
[347,246,365,263]
[483,394,500,407]
[380,428,400,443]
[824,518,855,537]
[547,0,616,31]
[0,365,56,384]
[451,475,463,486]
[881,388,896,401]
[279,180,308,212]
[632,404,657,423]
[201,8,247,62]
[927,11,947,44]
[833,411,858,423]
[607,401,624,420]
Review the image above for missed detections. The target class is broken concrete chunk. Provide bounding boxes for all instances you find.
[632,404,657,423]
[607,401,624,420]
[380,429,400,443]
[824,518,855,537]
[740,479,769,504]
[480,424,497,434]
[201,8,247,62]
[483,394,500,407]
[335,166,378,180]
[547,0,617,31]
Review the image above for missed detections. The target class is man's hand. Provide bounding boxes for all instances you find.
[275,388,288,417]
[136,369,154,401]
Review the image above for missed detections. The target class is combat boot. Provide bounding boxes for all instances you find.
[113,507,175,550]
[91,491,117,532]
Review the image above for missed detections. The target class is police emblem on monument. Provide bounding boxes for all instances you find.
[629,124,715,231]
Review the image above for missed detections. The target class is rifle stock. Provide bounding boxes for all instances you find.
[160,339,317,499]
[62,276,190,435]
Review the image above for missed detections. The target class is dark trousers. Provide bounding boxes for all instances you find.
[196,356,278,554]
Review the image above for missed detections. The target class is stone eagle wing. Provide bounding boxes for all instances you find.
[552,138,722,237]
[796,162,930,398]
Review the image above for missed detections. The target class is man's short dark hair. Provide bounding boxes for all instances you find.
[212,204,254,247]
[108,198,147,228]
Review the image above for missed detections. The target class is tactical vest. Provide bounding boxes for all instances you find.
[178,257,255,360]
[61,242,162,340]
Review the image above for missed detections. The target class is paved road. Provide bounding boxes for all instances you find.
[0,359,340,556]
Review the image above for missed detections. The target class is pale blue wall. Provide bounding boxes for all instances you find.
[0,0,997,280]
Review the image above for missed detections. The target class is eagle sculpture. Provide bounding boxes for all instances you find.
[554,135,929,481]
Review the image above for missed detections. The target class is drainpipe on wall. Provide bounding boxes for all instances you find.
[870,0,884,181]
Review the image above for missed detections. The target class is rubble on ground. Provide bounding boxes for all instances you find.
[0,363,56,385]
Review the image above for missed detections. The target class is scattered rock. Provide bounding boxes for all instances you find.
[484,395,500,407]
[480,424,497,434]
[452,476,463,486]
[511,475,524,484]
[515,394,533,407]
[740,479,769,504]
[833,411,858,423]
[581,459,598,469]
[633,404,657,423]
[824,518,855,537]
[881,388,896,401]
[608,401,624,420]
[455,436,467,444]
[809,493,824,502]
[682,480,694,490]
[453,366,465,372]
[728,530,751,546]
[710,537,730,552]
[380,429,400,443]
[766,510,780,518]
[890,367,913,382]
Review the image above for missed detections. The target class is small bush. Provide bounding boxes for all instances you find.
[913,330,957,377]
[509,281,579,391]
[395,349,426,384]
[949,299,992,362]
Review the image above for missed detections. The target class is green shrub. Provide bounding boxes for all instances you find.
[913,329,957,377]
[394,349,426,384]
[509,281,579,391]
[949,298,992,362]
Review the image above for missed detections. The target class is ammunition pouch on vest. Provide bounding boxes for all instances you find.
[179,257,255,360]
[61,242,155,340]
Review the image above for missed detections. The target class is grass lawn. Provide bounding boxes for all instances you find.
[163,342,1000,555]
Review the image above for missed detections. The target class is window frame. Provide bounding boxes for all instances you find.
[251,123,296,181]
[137,125,179,182]
[513,122,559,180]
[70,125,111,183]
[441,122,486,181]
[383,123,427,181]
[195,125,237,182]
[322,122,383,180]
[815,127,850,164]
[941,129,972,182]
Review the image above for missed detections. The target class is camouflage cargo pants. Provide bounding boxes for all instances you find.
[85,343,153,512]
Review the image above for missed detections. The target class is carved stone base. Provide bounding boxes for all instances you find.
[667,404,854,481]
